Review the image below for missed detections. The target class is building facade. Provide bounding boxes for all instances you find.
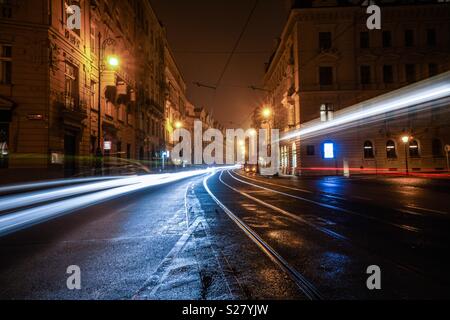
[164,43,188,154]
[0,0,168,179]
[263,0,450,175]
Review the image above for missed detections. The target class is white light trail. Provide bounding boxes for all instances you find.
[0,168,233,237]
[0,176,126,195]
[281,73,450,141]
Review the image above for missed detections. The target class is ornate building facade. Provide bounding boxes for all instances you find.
[0,0,168,179]
[263,0,450,175]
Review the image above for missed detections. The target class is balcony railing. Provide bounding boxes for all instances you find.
[57,93,88,115]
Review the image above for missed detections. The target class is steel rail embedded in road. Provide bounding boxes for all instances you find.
[203,170,323,300]
[229,170,421,233]
[233,170,449,218]
[223,170,439,285]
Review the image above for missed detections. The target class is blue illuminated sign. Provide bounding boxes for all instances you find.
[323,143,335,159]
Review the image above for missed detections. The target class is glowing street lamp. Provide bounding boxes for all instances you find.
[175,121,183,129]
[262,107,272,119]
[401,135,411,175]
[95,33,121,174]
[107,55,120,67]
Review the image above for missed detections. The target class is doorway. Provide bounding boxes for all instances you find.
[0,123,9,169]
[64,132,77,177]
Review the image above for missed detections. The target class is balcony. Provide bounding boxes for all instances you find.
[57,94,88,129]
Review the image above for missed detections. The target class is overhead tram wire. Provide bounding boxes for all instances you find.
[208,0,260,118]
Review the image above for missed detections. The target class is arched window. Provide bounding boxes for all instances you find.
[409,140,420,157]
[386,140,396,159]
[432,139,443,157]
[363,141,374,159]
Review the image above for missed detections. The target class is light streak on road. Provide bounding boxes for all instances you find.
[0,168,233,237]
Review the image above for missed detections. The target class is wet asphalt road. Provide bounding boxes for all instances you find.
[0,170,449,300]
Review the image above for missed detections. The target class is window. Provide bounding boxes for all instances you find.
[0,45,12,85]
[90,136,96,155]
[360,65,371,85]
[409,140,420,158]
[427,29,436,47]
[105,101,114,117]
[386,140,397,159]
[382,31,392,48]
[429,63,438,77]
[405,64,416,83]
[118,104,125,122]
[364,141,375,159]
[64,62,79,109]
[127,144,131,159]
[127,105,133,125]
[116,141,122,158]
[360,32,369,49]
[1,0,12,18]
[432,139,443,157]
[319,67,333,86]
[383,65,394,84]
[281,146,288,168]
[319,32,332,51]
[90,23,97,56]
[320,104,334,122]
[404,30,414,47]
[306,145,315,156]
[323,142,335,159]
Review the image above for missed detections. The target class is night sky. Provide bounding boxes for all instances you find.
[150,0,290,128]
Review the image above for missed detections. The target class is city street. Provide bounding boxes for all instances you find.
[1,0,450,307]
[1,169,449,300]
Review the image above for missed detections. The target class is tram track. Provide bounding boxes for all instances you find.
[230,170,422,234]
[207,170,450,295]
[203,171,323,300]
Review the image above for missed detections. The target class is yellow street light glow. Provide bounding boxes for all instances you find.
[402,136,410,144]
[262,107,272,119]
[107,56,119,67]
[175,121,183,129]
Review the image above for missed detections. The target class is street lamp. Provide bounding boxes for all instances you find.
[175,121,183,129]
[96,33,120,175]
[261,106,273,168]
[262,107,272,119]
[402,135,410,175]
[107,55,119,68]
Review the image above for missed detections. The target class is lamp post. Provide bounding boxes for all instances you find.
[402,136,410,175]
[95,32,119,175]
[261,106,273,167]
